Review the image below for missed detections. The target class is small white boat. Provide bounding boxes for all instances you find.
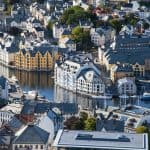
[141,92,150,100]
[28,90,38,98]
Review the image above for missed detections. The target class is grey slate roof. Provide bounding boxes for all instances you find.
[6,116,24,133]
[112,64,133,72]
[21,101,36,115]
[104,34,150,65]
[0,76,6,89]
[0,136,11,146]
[13,125,49,144]
[96,118,124,132]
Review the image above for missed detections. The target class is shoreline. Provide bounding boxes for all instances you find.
[0,62,54,72]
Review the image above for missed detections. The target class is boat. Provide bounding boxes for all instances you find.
[91,95,112,99]
[28,90,38,98]
[141,92,150,100]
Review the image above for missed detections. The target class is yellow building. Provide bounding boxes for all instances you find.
[110,64,134,82]
[15,44,61,71]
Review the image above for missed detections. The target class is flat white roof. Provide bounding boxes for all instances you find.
[53,130,148,150]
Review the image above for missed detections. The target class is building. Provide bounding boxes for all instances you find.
[88,0,105,8]
[55,53,105,95]
[90,27,115,46]
[0,33,19,66]
[0,76,10,100]
[15,43,61,71]
[0,0,5,12]
[59,37,76,52]
[98,34,150,78]
[0,110,14,127]
[96,112,125,132]
[12,125,50,150]
[0,103,23,127]
[52,23,67,39]
[117,77,137,95]
[96,106,150,133]
[0,136,11,149]
[110,64,134,82]
[53,129,148,150]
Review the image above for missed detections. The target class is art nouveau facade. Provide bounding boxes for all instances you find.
[55,57,105,95]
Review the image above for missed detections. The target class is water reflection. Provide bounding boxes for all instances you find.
[0,64,54,100]
[0,64,150,109]
[54,85,112,110]
[54,86,150,110]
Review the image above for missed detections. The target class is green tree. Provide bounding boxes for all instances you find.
[64,116,84,130]
[47,21,53,37]
[71,26,83,42]
[60,6,90,25]
[136,126,149,133]
[71,26,93,51]
[80,112,88,121]
[84,117,96,131]
[124,13,139,26]
[109,19,122,33]
[136,126,150,148]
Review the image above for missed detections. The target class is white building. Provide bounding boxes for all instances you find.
[90,27,115,46]
[89,0,105,8]
[0,33,18,65]
[53,129,149,150]
[59,37,76,51]
[0,103,23,127]
[55,54,105,95]
[52,22,66,39]
[120,25,134,35]
[0,111,14,126]
[117,77,137,95]
[12,125,50,150]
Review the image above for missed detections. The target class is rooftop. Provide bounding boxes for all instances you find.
[13,125,49,144]
[53,130,148,150]
[1,103,23,114]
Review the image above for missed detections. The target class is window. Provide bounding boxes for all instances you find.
[35,145,38,149]
[97,85,100,92]
[41,145,43,149]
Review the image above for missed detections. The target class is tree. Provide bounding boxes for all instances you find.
[71,26,93,51]
[71,26,83,42]
[124,13,139,26]
[84,117,96,131]
[143,22,149,30]
[64,116,84,130]
[60,6,91,25]
[109,19,122,33]
[8,27,22,36]
[46,21,53,37]
[80,112,88,121]
[136,126,149,133]
[136,126,150,148]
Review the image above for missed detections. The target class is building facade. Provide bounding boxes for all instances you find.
[98,34,150,80]
[15,44,61,71]
[53,130,149,150]
[55,54,105,95]
[117,77,137,95]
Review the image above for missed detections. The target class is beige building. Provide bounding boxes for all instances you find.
[15,44,61,71]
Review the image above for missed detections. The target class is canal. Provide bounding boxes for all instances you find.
[0,64,150,109]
